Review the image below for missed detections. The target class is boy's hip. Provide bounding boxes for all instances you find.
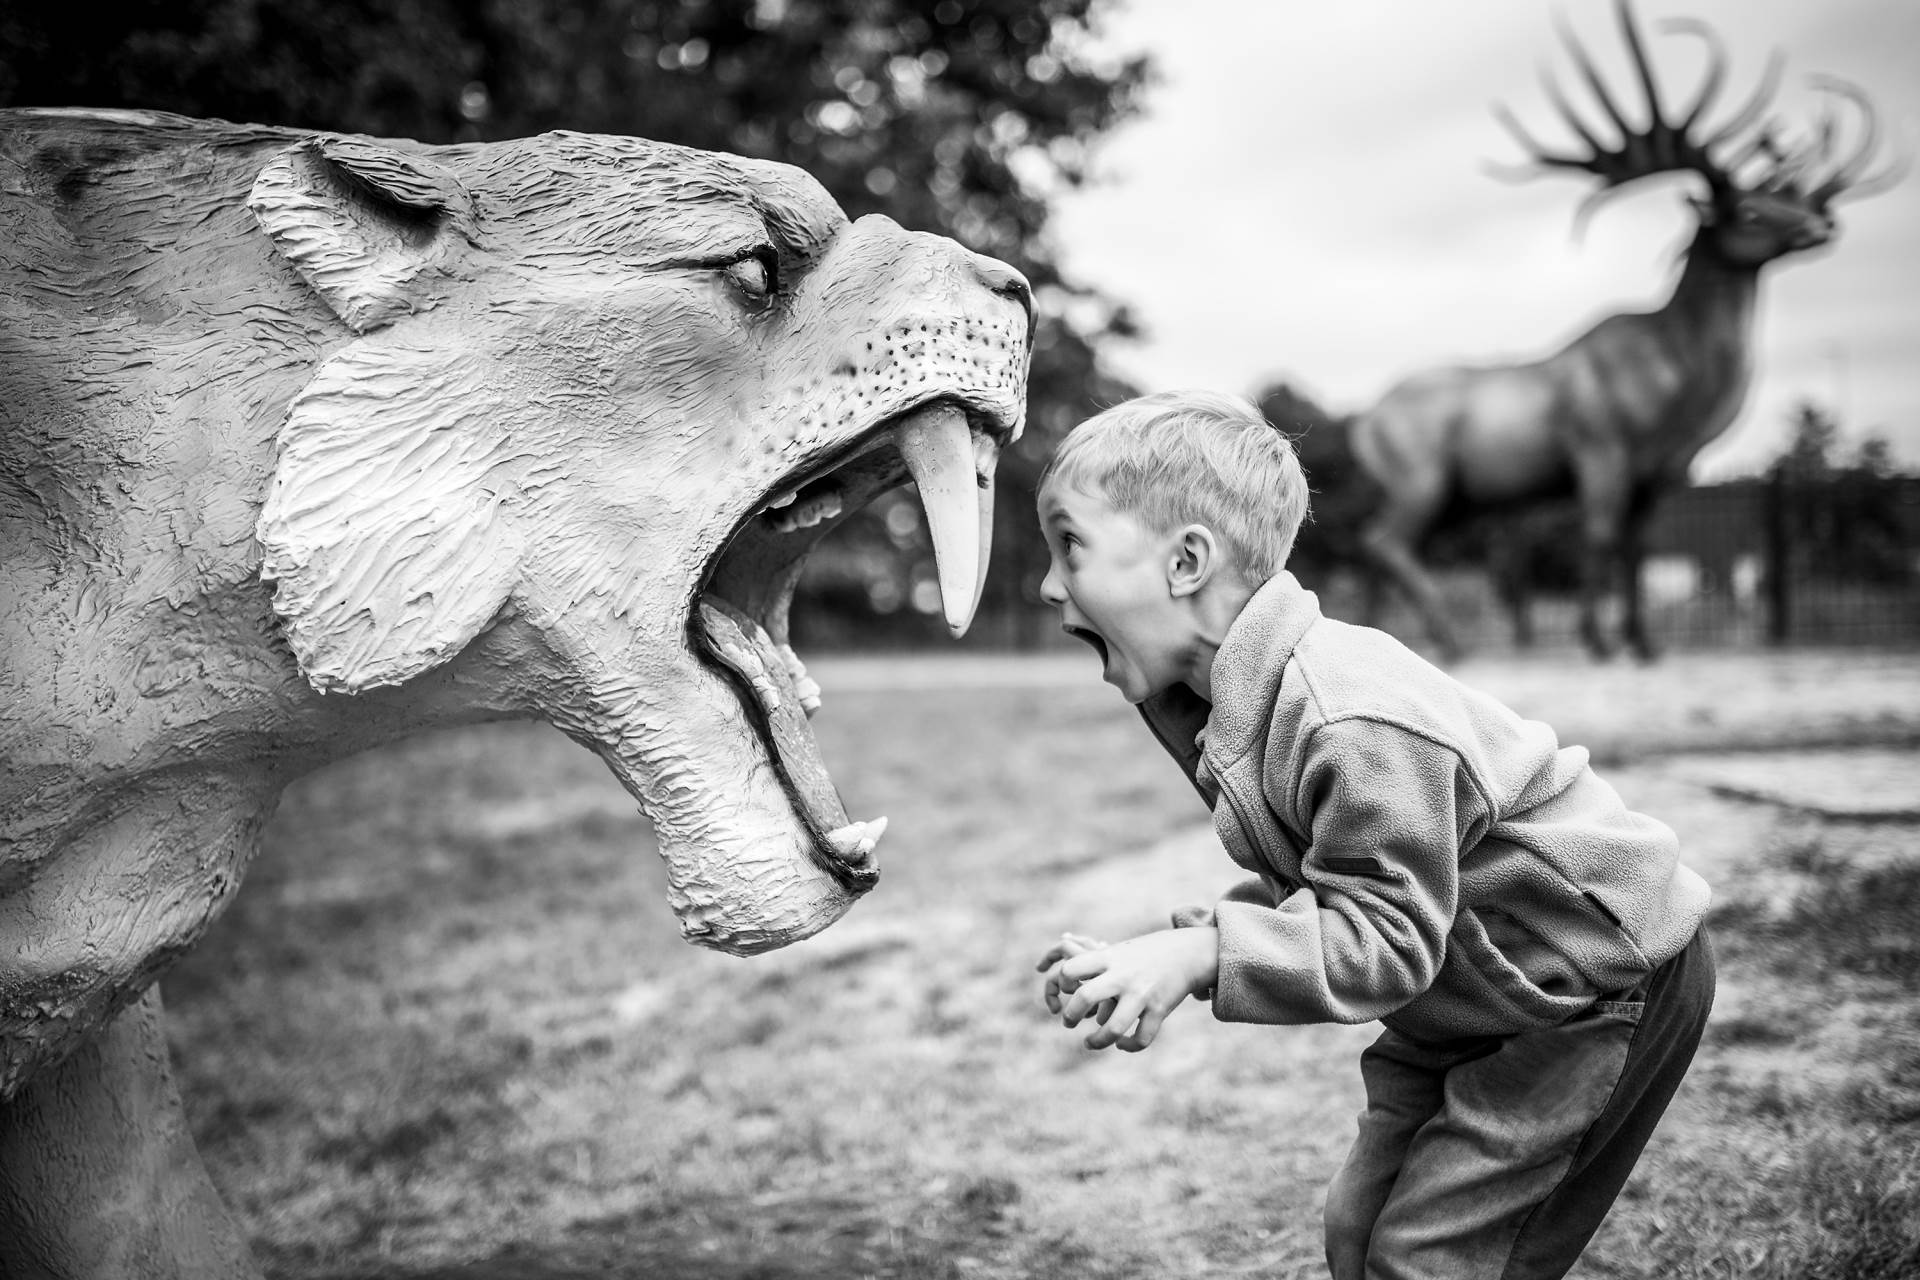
[1382,924,1716,1050]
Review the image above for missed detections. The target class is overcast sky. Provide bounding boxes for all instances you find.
[1051,0,1920,478]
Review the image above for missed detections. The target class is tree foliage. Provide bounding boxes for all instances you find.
[1253,381,1366,584]
[1776,398,1904,480]
[2,0,1148,645]
[1772,400,1912,585]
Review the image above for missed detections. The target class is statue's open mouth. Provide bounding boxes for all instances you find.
[691,400,1011,895]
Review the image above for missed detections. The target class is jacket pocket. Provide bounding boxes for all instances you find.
[1321,853,1387,877]
[1388,912,1599,1041]
[1589,998,1645,1025]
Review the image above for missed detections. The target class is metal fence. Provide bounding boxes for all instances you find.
[794,473,1920,655]
[1302,472,1920,654]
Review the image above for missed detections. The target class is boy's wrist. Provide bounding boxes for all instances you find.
[1181,925,1221,996]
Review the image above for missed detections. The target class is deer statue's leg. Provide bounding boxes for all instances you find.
[1506,581,1536,650]
[1576,539,1620,661]
[1360,501,1463,663]
[1620,503,1658,663]
[0,986,257,1280]
[1572,448,1633,662]
[1488,534,1536,649]
[1357,559,1390,628]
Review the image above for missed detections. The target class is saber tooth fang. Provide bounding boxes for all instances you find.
[897,405,984,637]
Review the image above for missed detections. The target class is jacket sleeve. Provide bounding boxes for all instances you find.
[1208,717,1490,1026]
[1170,876,1274,929]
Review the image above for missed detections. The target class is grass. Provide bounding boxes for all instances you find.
[1716,856,1920,981]
[1598,833,1920,1280]
[158,651,1920,1278]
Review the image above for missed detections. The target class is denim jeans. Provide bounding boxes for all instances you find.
[1323,928,1715,1279]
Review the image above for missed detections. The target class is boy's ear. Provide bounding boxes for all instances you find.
[1168,524,1220,598]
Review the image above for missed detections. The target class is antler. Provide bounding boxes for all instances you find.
[1492,0,1782,224]
[1796,75,1906,206]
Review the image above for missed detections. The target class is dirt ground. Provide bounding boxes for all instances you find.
[161,646,1920,1279]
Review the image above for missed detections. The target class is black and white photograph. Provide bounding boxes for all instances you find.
[2,2,1917,1276]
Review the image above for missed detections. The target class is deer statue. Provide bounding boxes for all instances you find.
[1347,0,1898,661]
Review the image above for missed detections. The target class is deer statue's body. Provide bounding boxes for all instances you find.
[1349,0,1896,660]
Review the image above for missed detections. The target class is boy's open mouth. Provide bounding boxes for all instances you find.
[1063,623,1109,667]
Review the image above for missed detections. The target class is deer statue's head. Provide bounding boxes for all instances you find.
[1494,0,1902,270]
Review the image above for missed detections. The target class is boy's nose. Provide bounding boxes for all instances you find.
[1038,562,1065,606]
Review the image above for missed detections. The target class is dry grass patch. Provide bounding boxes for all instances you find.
[157,652,1920,1277]
[1577,825,1920,1279]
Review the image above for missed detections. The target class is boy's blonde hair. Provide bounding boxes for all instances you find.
[1040,389,1310,582]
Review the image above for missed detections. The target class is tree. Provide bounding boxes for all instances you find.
[1,0,1149,645]
[1253,381,1363,585]
[1853,434,1897,477]
[1779,399,1843,479]
[1771,399,1911,585]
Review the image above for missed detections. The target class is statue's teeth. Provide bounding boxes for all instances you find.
[897,404,991,637]
[765,487,843,532]
[825,816,888,860]
[778,644,823,716]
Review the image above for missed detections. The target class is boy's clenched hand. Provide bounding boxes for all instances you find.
[1035,927,1220,1052]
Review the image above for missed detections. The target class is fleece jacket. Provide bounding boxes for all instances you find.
[1140,572,1712,1043]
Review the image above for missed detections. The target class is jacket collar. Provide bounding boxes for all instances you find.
[1137,570,1322,772]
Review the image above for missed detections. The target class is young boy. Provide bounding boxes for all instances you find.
[1032,389,1714,1279]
